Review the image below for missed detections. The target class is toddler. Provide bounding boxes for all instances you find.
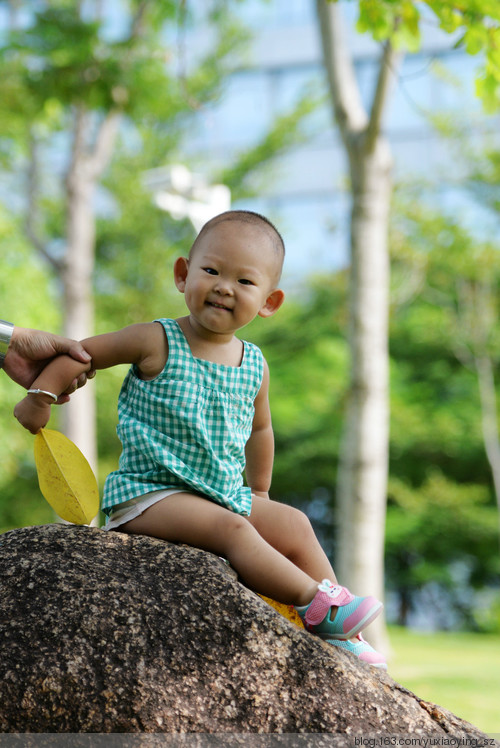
[14,210,386,668]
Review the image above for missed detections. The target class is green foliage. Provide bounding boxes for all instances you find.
[392,195,500,366]
[386,180,500,622]
[357,0,421,51]
[472,592,500,634]
[11,9,106,106]
[0,210,62,532]
[386,472,499,589]
[1,1,498,634]
[247,275,348,503]
[3,2,224,119]
[2,196,499,624]
[93,155,191,470]
[246,245,500,621]
[0,1,250,162]
[0,0,322,536]
[0,0,247,528]
[340,0,500,110]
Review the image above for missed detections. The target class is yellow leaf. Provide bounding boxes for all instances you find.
[259,595,305,629]
[34,428,99,525]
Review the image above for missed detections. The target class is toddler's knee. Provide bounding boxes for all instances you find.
[220,511,251,536]
[217,511,255,556]
[287,505,313,536]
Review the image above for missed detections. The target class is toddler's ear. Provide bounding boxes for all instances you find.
[173,257,189,292]
[258,289,285,318]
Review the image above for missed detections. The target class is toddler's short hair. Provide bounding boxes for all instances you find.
[190,210,285,281]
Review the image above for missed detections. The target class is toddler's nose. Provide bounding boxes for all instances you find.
[214,278,233,295]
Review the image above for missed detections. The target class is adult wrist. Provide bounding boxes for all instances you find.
[0,320,14,369]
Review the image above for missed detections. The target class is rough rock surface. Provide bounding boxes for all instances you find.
[0,524,490,735]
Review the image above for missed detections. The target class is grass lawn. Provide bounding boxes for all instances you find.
[388,626,500,736]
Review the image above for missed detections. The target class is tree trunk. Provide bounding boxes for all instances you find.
[316,0,401,652]
[475,353,500,544]
[453,277,500,546]
[62,108,120,475]
[63,136,97,472]
[336,135,391,649]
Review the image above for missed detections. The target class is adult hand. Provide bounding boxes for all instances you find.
[4,327,95,403]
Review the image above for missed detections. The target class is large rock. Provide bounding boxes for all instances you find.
[0,524,491,735]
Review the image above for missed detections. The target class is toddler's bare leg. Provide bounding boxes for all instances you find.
[120,492,318,606]
[247,497,382,645]
[247,495,337,584]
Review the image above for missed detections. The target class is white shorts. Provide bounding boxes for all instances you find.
[103,488,183,530]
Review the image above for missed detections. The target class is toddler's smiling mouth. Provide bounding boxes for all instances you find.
[207,301,232,312]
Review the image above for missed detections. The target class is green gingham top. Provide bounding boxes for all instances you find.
[102,318,264,517]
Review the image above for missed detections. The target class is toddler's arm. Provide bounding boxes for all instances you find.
[14,322,167,433]
[2,325,94,395]
[14,354,92,434]
[245,359,275,499]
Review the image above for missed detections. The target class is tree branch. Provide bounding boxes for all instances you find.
[130,1,150,40]
[66,106,120,185]
[65,106,87,193]
[315,0,368,142]
[24,129,62,273]
[86,110,121,180]
[365,41,403,153]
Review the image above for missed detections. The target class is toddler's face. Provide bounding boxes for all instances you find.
[177,220,283,337]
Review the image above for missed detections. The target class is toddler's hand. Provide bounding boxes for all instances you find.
[252,490,270,500]
[14,395,52,434]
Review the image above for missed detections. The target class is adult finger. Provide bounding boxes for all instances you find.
[49,335,92,365]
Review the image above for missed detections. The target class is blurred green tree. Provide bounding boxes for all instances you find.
[0,208,61,531]
[1,0,247,470]
[392,197,500,542]
[315,0,500,647]
[0,1,318,531]
[386,472,499,629]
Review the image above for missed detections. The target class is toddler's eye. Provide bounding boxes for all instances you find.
[203,267,218,275]
[238,278,254,286]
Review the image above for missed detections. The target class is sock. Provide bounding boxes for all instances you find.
[294,601,311,616]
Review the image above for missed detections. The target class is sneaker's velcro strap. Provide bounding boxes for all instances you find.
[304,585,354,627]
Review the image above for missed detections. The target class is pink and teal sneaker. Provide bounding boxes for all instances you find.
[327,634,387,669]
[295,579,383,640]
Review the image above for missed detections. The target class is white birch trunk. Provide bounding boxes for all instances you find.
[336,137,392,649]
[316,0,401,652]
[474,355,500,543]
[453,280,500,545]
[63,137,97,472]
[61,108,120,475]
